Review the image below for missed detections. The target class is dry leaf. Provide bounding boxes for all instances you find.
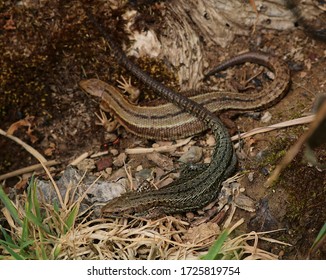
[44,142,56,156]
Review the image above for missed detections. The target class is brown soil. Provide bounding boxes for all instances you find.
[0,1,325,259]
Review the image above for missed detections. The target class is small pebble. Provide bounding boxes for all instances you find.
[248,172,254,182]
[100,170,110,179]
[136,165,143,172]
[109,167,127,181]
[113,152,127,167]
[146,152,174,170]
[261,167,270,176]
[179,146,203,163]
[105,167,113,176]
[154,167,166,180]
[206,134,216,146]
[234,193,255,212]
[135,169,152,182]
[186,212,195,220]
[265,70,275,80]
[104,132,118,143]
[76,158,96,172]
[261,111,272,123]
[95,157,112,171]
[110,148,119,156]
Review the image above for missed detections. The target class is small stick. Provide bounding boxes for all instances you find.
[125,137,192,155]
[231,115,315,141]
[0,160,59,181]
[70,152,92,166]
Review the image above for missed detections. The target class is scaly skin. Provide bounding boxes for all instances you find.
[84,11,289,218]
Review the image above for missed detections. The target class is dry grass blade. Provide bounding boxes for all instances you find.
[231,115,315,142]
[218,229,291,260]
[125,137,192,154]
[0,128,63,207]
[0,128,47,162]
[54,216,199,260]
[0,160,59,181]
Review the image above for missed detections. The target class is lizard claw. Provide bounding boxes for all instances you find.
[117,75,140,103]
[95,110,119,132]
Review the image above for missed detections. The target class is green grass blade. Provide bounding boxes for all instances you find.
[201,229,229,260]
[0,240,25,260]
[21,216,30,244]
[25,211,49,234]
[38,226,49,260]
[0,225,16,245]
[34,234,48,260]
[311,222,326,250]
[0,186,22,226]
[53,200,60,213]
[18,239,35,250]
[0,237,20,250]
[64,204,79,232]
[30,178,42,220]
[22,192,32,244]
[52,244,62,259]
[1,227,35,258]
